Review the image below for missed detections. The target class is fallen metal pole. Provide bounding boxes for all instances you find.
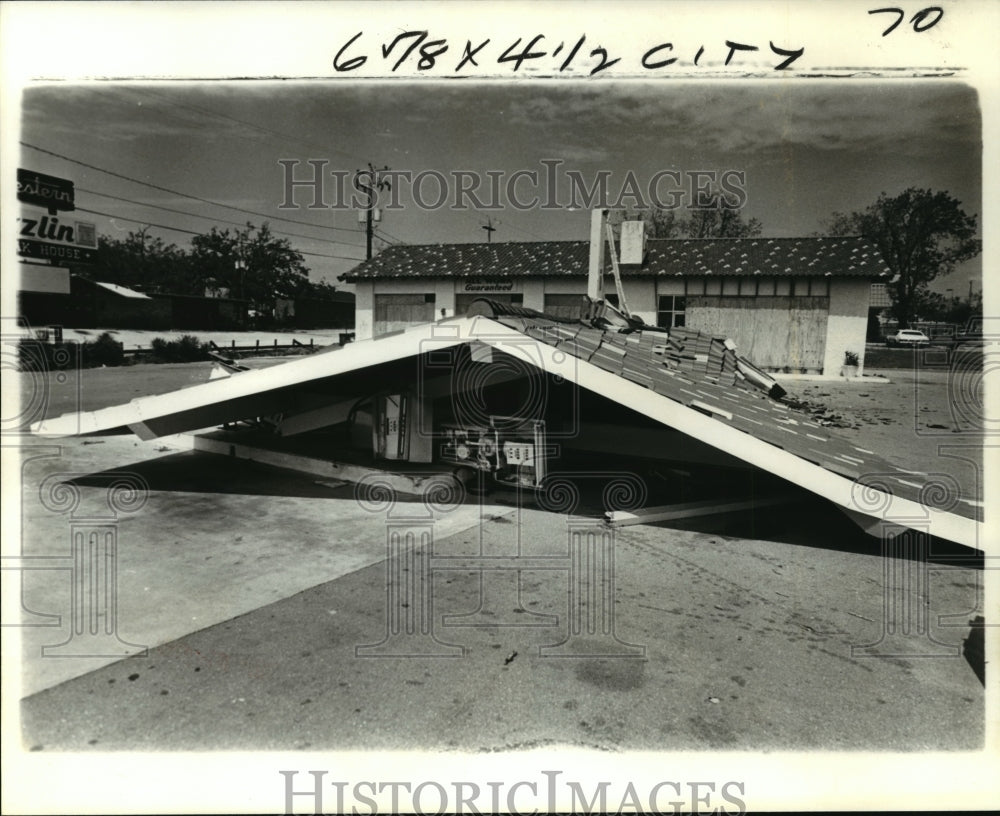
[605,495,792,527]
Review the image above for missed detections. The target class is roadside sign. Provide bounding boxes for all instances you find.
[17,168,75,213]
[17,238,97,264]
[16,168,96,265]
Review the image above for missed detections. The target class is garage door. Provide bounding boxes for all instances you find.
[374,293,436,336]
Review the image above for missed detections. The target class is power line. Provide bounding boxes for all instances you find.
[20,141,362,236]
[76,185,365,251]
[76,206,365,262]
[377,229,405,244]
[36,89,552,245]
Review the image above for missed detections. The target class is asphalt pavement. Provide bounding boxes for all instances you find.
[4,362,994,814]
[14,436,985,753]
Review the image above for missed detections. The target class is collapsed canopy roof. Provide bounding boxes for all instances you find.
[32,313,984,551]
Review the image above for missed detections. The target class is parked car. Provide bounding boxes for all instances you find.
[886,329,930,347]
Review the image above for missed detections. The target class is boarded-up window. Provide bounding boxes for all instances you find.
[686,295,828,372]
[456,293,523,315]
[374,293,435,336]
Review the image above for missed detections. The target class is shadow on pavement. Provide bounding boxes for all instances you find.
[68,449,984,569]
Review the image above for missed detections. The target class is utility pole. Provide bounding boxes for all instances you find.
[136,225,149,288]
[234,242,246,303]
[354,163,391,260]
[365,197,375,260]
[482,217,497,243]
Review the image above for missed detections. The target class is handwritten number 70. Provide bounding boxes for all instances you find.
[869,6,944,36]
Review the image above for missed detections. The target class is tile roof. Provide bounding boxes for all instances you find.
[340,237,890,281]
[483,312,981,523]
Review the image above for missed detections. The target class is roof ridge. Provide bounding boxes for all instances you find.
[645,235,870,242]
[380,236,872,248]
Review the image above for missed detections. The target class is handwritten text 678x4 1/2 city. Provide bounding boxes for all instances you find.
[331,8,946,76]
[332,32,806,75]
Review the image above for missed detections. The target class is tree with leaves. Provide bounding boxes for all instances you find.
[910,288,982,326]
[634,191,763,240]
[825,188,980,329]
[190,222,311,315]
[90,228,195,294]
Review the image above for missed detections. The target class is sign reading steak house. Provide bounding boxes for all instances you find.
[17,169,75,213]
[16,168,96,265]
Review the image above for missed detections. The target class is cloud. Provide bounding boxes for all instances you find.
[21,84,266,145]
[488,81,980,160]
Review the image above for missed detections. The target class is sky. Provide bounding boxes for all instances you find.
[18,80,983,294]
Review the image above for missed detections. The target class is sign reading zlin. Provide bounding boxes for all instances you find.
[17,168,97,265]
[17,168,75,213]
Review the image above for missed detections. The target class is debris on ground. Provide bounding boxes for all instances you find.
[782,395,860,429]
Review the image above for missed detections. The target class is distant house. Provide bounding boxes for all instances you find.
[159,292,248,330]
[17,275,247,331]
[340,237,890,376]
[274,290,355,329]
[63,276,171,329]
